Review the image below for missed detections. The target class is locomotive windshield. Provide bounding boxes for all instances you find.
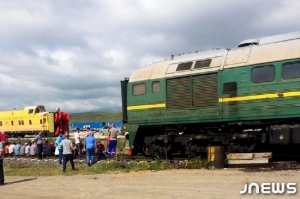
[35,106,46,113]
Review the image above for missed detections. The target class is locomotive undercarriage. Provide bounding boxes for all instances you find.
[136,120,300,158]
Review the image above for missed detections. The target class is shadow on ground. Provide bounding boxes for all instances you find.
[6,178,37,185]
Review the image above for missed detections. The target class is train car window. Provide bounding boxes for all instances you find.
[152,81,160,93]
[41,107,46,112]
[223,82,237,97]
[29,120,32,125]
[176,62,193,71]
[40,119,42,124]
[252,65,274,83]
[282,62,300,80]
[11,121,14,125]
[28,109,34,114]
[18,120,21,125]
[22,120,24,125]
[35,108,40,113]
[132,82,146,95]
[0,121,2,126]
[194,59,212,69]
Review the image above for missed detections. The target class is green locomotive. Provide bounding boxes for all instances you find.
[121,31,300,158]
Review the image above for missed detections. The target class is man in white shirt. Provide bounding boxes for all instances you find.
[9,142,15,156]
[25,143,30,156]
[74,128,81,156]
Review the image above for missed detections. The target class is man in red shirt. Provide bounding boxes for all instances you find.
[0,131,7,146]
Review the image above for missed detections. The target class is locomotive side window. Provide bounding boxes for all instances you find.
[252,65,274,83]
[176,62,193,71]
[11,121,14,125]
[223,82,237,97]
[40,119,42,124]
[282,62,300,80]
[194,59,212,69]
[28,109,34,114]
[132,82,146,95]
[29,120,32,125]
[152,81,160,93]
[18,120,24,125]
[0,121,2,126]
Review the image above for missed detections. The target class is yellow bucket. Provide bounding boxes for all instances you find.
[207,146,225,169]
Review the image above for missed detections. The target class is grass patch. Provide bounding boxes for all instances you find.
[149,157,172,170]
[186,157,209,169]
[125,161,150,172]
[4,161,62,176]
[3,158,176,176]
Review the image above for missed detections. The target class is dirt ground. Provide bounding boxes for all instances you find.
[1,168,300,199]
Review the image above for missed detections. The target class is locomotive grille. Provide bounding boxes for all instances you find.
[47,113,54,133]
[167,73,218,109]
[167,77,191,109]
[192,73,218,107]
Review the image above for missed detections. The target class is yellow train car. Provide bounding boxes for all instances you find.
[0,105,69,137]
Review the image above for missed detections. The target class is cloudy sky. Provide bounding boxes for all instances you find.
[0,0,299,113]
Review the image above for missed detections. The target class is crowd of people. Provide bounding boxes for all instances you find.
[74,125,118,164]
[1,140,56,158]
[0,124,119,161]
[55,124,119,171]
[0,124,120,183]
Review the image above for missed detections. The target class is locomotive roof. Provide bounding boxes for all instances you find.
[24,106,38,109]
[24,105,44,110]
[129,31,300,82]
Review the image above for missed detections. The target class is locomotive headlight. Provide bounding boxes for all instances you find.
[279,134,284,140]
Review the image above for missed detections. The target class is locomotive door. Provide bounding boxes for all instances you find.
[42,118,47,131]
[221,81,238,120]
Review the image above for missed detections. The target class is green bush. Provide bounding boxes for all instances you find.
[149,157,172,170]
[186,157,209,169]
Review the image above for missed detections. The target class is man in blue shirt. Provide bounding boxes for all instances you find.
[83,132,96,166]
[35,131,43,160]
[55,131,64,165]
[14,143,21,156]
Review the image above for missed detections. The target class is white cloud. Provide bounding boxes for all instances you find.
[0,0,299,112]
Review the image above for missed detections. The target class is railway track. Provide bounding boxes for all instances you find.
[4,154,300,171]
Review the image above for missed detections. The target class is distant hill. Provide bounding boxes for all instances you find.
[70,111,123,123]
[89,106,122,112]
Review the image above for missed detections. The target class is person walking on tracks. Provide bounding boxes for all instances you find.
[35,131,43,160]
[0,138,5,186]
[60,134,76,172]
[83,132,96,166]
